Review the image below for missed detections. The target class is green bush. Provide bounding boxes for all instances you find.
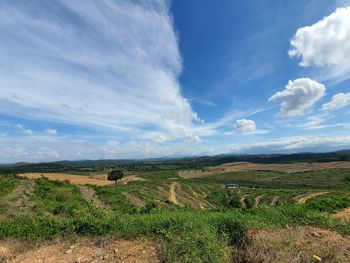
[305,197,350,213]
[0,174,19,196]
[206,189,242,209]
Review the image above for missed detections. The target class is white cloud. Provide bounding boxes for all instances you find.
[235,119,257,133]
[15,124,33,135]
[269,78,325,117]
[0,0,198,141]
[1,133,350,163]
[231,135,350,153]
[44,128,58,136]
[322,92,350,111]
[289,6,350,81]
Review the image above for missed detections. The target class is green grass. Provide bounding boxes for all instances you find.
[190,169,350,190]
[0,175,19,196]
[30,178,94,218]
[1,168,350,262]
[305,197,350,213]
[0,205,349,262]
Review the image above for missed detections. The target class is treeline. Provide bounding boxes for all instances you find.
[0,149,349,174]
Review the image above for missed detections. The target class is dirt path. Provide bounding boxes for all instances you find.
[240,195,248,208]
[0,238,160,263]
[169,182,180,205]
[270,196,279,206]
[297,192,328,204]
[3,180,35,215]
[122,192,145,207]
[118,175,145,185]
[254,194,265,208]
[333,207,350,220]
[77,185,109,209]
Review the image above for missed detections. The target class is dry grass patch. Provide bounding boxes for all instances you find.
[234,226,350,263]
[19,173,145,186]
[19,173,114,186]
[179,161,350,178]
[333,207,350,221]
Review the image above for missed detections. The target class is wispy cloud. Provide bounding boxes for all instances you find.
[15,124,33,135]
[0,0,198,141]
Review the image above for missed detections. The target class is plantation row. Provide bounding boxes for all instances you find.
[1,169,350,262]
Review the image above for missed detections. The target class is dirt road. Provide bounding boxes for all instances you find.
[169,182,180,205]
[297,192,328,204]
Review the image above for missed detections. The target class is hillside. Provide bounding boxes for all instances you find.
[1,161,350,262]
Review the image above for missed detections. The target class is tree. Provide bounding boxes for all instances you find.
[107,169,124,185]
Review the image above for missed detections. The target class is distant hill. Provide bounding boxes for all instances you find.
[0,149,349,174]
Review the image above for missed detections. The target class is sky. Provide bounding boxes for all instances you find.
[0,0,350,162]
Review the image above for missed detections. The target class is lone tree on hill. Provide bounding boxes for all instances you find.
[107,169,124,185]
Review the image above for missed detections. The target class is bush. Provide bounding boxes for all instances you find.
[206,189,242,209]
[107,170,124,183]
[305,197,350,213]
[0,174,20,196]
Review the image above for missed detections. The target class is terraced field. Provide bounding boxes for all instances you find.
[1,164,350,262]
[11,167,350,212]
[179,161,350,178]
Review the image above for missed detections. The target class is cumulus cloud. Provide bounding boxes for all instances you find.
[45,128,58,136]
[289,6,350,81]
[15,124,33,135]
[269,78,325,117]
[0,0,198,141]
[235,119,257,133]
[322,92,350,111]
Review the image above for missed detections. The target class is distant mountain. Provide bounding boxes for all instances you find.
[0,149,349,174]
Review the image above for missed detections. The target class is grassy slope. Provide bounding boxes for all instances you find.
[1,168,350,262]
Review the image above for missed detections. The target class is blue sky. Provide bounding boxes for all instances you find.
[0,0,350,162]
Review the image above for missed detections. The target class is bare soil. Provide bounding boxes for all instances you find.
[253,194,265,207]
[169,182,179,205]
[122,192,145,207]
[18,173,144,186]
[179,161,350,178]
[269,196,279,206]
[0,238,161,263]
[77,185,109,209]
[235,227,350,263]
[333,207,350,221]
[296,192,328,204]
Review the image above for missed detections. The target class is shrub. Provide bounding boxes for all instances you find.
[305,197,350,213]
[206,189,242,209]
[107,170,124,183]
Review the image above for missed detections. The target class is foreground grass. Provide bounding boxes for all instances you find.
[1,172,350,262]
[0,175,19,197]
[0,205,349,262]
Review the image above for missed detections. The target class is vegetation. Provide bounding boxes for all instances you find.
[1,149,349,175]
[107,169,124,184]
[0,174,18,196]
[1,160,350,262]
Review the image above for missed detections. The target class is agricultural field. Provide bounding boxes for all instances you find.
[0,162,350,262]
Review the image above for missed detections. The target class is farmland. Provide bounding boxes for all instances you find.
[1,159,350,262]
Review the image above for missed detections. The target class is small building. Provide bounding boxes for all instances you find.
[225,183,239,189]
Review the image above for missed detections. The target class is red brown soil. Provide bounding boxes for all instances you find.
[18,173,144,186]
[0,238,160,263]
